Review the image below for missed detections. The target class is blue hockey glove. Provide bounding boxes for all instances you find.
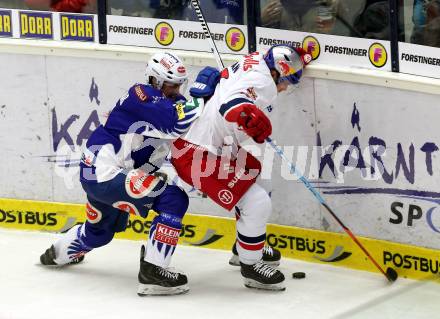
[189,66,220,98]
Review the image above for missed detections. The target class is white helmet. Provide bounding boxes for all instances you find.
[145,52,188,89]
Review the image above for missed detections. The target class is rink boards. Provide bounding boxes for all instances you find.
[1,197,439,283]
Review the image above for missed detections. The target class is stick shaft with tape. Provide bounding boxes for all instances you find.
[191,0,224,70]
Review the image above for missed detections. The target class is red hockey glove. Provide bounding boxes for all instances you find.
[294,47,313,66]
[225,103,272,144]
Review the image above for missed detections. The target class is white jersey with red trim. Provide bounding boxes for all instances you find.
[182,52,277,155]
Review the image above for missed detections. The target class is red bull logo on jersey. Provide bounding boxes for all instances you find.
[60,14,94,42]
[0,10,12,37]
[302,36,320,60]
[369,43,387,68]
[225,27,245,52]
[20,11,53,39]
[155,22,174,46]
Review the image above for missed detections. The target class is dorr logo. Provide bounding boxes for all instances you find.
[0,10,12,37]
[369,43,387,68]
[19,11,53,39]
[60,14,94,42]
[225,27,245,52]
[302,36,320,60]
[155,22,174,46]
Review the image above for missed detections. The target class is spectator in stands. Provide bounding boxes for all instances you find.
[149,0,190,20]
[351,1,389,39]
[260,0,343,34]
[331,0,366,37]
[411,0,440,47]
[182,0,244,24]
[24,0,97,13]
[423,15,440,47]
[424,1,440,46]
[0,0,28,9]
[260,0,318,31]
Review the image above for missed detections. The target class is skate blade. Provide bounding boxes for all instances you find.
[243,278,286,291]
[137,283,189,296]
[38,257,85,268]
[229,255,280,267]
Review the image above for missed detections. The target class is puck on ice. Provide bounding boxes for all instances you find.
[292,272,306,279]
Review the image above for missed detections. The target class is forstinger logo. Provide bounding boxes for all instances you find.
[302,36,320,60]
[154,22,174,46]
[369,43,387,68]
[225,27,245,52]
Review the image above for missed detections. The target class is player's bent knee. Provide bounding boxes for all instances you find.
[240,184,272,220]
[154,185,189,219]
[83,222,115,248]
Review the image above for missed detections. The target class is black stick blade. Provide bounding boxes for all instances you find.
[386,267,398,282]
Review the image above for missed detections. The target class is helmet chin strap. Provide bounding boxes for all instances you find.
[149,76,163,90]
[270,69,280,85]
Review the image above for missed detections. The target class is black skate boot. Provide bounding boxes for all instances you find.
[40,245,85,266]
[137,245,189,296]
[229,241,281,266]
[240,260,285,291]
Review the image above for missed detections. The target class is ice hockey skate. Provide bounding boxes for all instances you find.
[137,245,189,296]
[240,260,285,291]
[229,241,281,267]
[39,224,88,266]
[40,245,85,266]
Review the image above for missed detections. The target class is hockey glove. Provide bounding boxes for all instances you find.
[294,47,313,66]
[189,66,220,98]
[225,103,272,144]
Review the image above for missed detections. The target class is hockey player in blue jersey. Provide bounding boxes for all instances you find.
[40,52,202,296]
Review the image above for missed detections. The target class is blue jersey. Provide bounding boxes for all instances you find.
[80,84,199,183]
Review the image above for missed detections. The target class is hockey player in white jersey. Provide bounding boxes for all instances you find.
[40,52,202,296]
[172,44,312,291]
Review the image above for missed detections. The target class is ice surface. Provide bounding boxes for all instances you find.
[0,229,439,319]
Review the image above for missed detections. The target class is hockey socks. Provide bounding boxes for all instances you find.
[145,212,182,268]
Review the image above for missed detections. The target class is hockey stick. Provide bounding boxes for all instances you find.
[191,0,397,283]
[191,0,225,70]
[266,138,398,283]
